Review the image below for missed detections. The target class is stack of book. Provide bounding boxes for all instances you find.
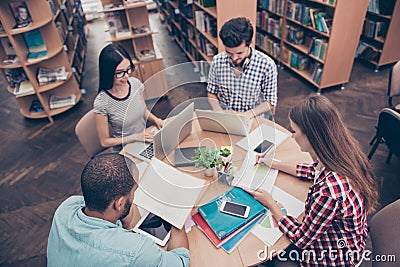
[13,80,34,96]
[192,187,266,254]
[23,29,48,63]
[37,66,69,85]
[49,94,76,109]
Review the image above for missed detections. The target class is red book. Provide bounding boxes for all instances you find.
[192,213,235,247]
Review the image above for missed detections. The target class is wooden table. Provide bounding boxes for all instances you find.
[124,116,313,266]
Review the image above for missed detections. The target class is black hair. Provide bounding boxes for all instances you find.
[98,43,134,93]
[219,17,254,48]
[81,153,136,212]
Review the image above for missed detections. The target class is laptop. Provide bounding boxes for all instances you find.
[195,109,253,136]
[125,103,194,162]
[173,146,205,167]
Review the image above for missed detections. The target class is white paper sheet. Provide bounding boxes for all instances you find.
[134,158,206,229]
[252,185,305,246]
[231,151,278,192]
[236,123,289,151]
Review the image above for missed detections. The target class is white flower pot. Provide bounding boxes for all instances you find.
[204,167,215,177]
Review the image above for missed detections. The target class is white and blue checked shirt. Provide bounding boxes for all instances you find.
[207,49,277,112]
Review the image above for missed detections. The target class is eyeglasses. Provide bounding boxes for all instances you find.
[114,66,135,78]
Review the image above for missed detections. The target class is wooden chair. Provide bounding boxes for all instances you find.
[368,108,400,164]
[388,61,400,112]
[370,199,400,267]
[75,110,106,158]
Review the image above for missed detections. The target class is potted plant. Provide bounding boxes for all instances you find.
[192,147,222,177]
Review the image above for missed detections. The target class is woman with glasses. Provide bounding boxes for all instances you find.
[94,44,164,151]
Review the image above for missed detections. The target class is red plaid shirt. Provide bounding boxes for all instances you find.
[278,162,368,266]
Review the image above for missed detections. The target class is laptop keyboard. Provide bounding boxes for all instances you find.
[139,143,154,160]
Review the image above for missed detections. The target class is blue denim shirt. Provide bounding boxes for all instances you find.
[47,196,190,267]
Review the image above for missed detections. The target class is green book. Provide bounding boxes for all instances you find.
[23,29,47,53]
[198,187,266,239]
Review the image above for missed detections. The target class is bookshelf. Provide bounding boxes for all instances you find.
[357,0,400,71]
[0,0,86,123]
[255,0,370,93]
[100,0,168,100]
[156,0,257,78]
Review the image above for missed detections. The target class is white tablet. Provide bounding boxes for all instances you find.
[132,211,172,246]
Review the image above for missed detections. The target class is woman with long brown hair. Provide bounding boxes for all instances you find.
[250,95,378,266]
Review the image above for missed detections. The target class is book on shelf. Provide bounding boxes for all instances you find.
[0,21,5,34]
[115,28,131,38]
[137,49,156,61]
[286,25,304,45]
[49,94,76,109]
[3,55,20,65]
[132,25,152,35]
[10,1,32,29]
[23,29,48,63]
[29,100,45,114]
[13,80,34,96]
[5,68,27,88]
[37,66,69,86]
[104,11,123,34]
[47,0,57,15]
[197,187,266,240]
[1,38,16,56]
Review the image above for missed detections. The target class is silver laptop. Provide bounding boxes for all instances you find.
[195,109,253,136]
[125,103,194,162]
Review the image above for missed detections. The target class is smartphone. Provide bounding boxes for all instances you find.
[219,200,250,218]
[254,139,274,154]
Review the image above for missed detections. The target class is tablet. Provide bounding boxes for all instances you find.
[133,212,172,246]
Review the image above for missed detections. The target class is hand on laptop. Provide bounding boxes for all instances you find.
[154,117,164,130]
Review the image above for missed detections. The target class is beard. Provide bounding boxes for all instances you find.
[119,200,132,221]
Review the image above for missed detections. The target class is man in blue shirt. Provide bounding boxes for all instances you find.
[207,17,278,119]
[47,153,190,266]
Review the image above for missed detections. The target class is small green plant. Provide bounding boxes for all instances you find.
[219,147,232,157]
[192,147,222,169]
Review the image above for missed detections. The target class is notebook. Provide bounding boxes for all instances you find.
[195,109,253,136]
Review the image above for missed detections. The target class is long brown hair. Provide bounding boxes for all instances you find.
[289,95,378,212]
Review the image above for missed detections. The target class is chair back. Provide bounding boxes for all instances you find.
[75,110,105,158]
[377,108,400,159]
[388,61,400,110]
[370,199,400,266]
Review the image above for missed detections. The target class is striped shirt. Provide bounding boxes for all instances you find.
[207,49,277,112]
[278,162,368,266]
[93,78,146,150]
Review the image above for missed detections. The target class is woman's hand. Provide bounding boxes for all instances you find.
[245,188,275,208]
[154,117,164,129]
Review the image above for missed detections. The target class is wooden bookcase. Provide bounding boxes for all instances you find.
[357,0,400,71]
[256,0,370,93]
[156,0,257,78]
[0,0,86,123]
[100,0,168,100]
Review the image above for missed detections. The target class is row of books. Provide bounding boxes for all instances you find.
[28,94,77,114]
[286,1,333,35]
[194,11,218,38]
[256,12,283,39]
[368,0,396,16]
[0,29,47,65]
[192,187,266,253]
[256,32,281,59]
[355,41,381,63]
[362,19,387,40]
[257,0,285,16]
[281,46,309,72]
[286,25,304,45]
[197,34,217,57]
[311,63,323,84]
[308,37,328,61]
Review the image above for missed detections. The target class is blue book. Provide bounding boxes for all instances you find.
[198,187,266,239]
[221,212,264,254]
[23,29,47,53]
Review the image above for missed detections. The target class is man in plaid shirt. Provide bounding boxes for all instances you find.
[207,17,277,119]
